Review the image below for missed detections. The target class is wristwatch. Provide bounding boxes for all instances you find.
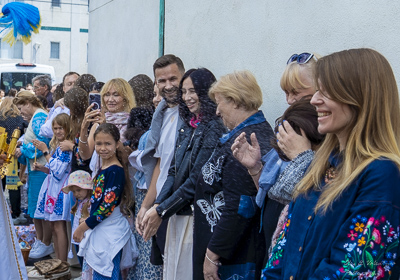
[43,150,49,157]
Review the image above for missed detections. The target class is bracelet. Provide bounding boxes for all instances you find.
[248,164,263,176]
[79,137,88,144]
[205,253,221,267]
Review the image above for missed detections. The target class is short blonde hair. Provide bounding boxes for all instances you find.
[100,78,136,112]
[280,53,320,92]
[209,70,262,111]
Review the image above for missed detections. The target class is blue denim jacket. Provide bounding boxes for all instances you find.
[262,152,400,279]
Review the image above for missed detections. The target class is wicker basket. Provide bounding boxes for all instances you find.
[19,239,31,265]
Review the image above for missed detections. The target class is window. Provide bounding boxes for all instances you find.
[50,42,60,59]
[0,40,23,59]
[52,0,61,7]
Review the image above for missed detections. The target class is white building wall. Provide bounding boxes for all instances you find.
[88,0,400,124]
[0,0,89,83]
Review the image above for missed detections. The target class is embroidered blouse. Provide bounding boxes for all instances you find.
[85,165,125,229]
[20,111,50,159]
[262,152,400,280]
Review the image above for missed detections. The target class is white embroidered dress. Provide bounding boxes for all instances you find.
[34,147,72,221]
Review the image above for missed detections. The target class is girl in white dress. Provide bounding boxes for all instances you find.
[33,113,73,261]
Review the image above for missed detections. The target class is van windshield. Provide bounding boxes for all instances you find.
[1,72,48,92]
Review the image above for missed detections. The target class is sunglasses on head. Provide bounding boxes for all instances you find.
[287,53,314,65]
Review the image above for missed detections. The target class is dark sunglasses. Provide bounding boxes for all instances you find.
[287,53,314,65]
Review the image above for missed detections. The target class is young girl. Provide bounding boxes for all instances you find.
[61,170,92,268]
[74,123,137,279]
[33,113,73,261]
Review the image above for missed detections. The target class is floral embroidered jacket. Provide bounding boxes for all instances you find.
[262,152,400,280]
[85,165,125,229]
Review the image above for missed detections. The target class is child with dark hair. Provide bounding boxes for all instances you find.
[74,123,137,279]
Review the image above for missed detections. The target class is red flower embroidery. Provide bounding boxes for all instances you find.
[372,228,381,244]
[376,265,385,279]
[388,227,395,237]
[273,259,279,266]
[94,187,102,199]
[347,230,358,241]
[104,191,116,204]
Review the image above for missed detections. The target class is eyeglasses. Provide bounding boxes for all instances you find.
[287,53,314,65]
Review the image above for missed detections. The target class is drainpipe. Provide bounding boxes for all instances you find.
[158,0,165,57]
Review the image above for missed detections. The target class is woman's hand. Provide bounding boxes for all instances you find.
[276,121,311,160]
[81,104,101,130]
[54,98,65,109]
[32,162,43,171]
[231,132,262,172]
[32,139,48,152]
[203,249,221,280]
[15,148,22,158]
[142,205,162,242]
[73,221,89,243]
[59,140,74,152]
[135,206,148,236]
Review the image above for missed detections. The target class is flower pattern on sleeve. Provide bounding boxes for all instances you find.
[262,213,292,276]
[90,173,120,223]
[327,215,399,279]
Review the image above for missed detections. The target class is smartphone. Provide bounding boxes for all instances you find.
[89,93,101,111]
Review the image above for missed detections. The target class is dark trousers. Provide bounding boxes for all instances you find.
[3,177,22,218]
[150,218,168,265]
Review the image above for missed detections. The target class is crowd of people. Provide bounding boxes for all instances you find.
[1,48,400,280]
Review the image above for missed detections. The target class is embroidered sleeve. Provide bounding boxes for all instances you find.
[309,207,400,280]
[309,160,400,280]
[47,148,72,182]
[21,112,50,159]
[85,167,124,229]
[261,205,293,279]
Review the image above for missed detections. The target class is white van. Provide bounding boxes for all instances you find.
[0,63,56,92]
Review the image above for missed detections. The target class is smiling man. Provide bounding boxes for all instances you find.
[132,54,184,277]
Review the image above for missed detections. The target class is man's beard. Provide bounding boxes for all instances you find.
[162,86,180,105]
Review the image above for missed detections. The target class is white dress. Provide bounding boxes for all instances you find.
[0,180,28,279]
[34,147,72,221]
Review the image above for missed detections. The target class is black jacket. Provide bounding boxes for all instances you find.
[155,116,226,219]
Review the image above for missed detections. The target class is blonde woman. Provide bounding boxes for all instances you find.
[78,78,136,165]
[14,91,54,258]
[263,48,400,279]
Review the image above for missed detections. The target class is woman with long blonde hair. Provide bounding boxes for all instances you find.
[262,48,400,279]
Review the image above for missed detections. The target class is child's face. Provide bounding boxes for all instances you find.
[53,122,66,142]
[70,185,91,201]
[94,132,118,160]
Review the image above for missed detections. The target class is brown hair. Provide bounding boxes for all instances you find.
[153,54,185,76]
[295,48,400,213]
[64,87,89,137]
[128,74,154,108]
[94,123,134,216]
[13,91,45,110]
[70,187,92,218]
[49,113,73,151]
[271,97,324,161]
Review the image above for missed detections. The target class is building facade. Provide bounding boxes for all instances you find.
[0,0,89,83]
[87,0,400,124]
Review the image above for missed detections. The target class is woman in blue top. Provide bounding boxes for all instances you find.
[262,48,400,279]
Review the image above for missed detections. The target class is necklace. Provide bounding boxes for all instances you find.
[324,166,337,184]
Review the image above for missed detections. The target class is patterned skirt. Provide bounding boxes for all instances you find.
[127,188,163,280]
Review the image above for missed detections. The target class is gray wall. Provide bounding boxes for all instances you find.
[88,0,400,124]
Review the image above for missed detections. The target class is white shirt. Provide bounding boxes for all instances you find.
[154,105,179,197]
